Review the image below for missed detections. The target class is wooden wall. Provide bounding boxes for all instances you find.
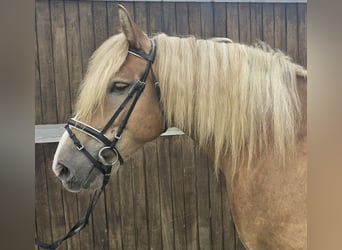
[35,1,307,249]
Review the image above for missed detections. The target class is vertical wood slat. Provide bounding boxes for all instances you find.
[64,1,83,113]
[170,136,187,249]
[78,1,95,75]
[105,165,123,250]
[144,140,163,250]
[195,144,211,250]
[157,137,175,250]
[209,169,223,250]
[175,3,189,35]
[226,3,240,42]
[213,3,227,38]
[119,160,136,250]
[107,1,121,36]
[238,3,251,44]
[274,3,287,52]
[182,137,198,250]
[162,2,176,36]
[297,3,307,67]
[50,0,71,123]
[35,144,53,248]
[286,3,299,61]
[35,28,42,125]
[44,144,68,250]
[262,3,275,47]
[36,0,57,124]
[200,2,214,39]
[131,150,149,250]
[250,3,263,43]
[148,2,163,35]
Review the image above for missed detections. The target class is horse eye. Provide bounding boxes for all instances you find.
[110,82,129,93]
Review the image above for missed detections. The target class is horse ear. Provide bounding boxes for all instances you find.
[117,4,150,52]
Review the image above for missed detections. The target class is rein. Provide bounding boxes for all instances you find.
[35,40,159,249]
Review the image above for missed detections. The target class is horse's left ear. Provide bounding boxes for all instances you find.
[118,4,150,53]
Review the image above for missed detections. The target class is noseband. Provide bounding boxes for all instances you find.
[35,40,160,249]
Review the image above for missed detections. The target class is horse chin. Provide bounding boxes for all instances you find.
[62,169,104,193]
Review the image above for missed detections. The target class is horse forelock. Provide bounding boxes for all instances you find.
[75,33,129,121]
[155,33,306,176]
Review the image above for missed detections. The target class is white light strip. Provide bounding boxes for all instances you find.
[35,124,184,143]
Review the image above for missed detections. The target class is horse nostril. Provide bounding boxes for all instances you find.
[54,163,70,179]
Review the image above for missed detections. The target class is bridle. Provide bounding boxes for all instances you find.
[35,39,161,249]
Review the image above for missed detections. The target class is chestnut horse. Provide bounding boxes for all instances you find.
[52,5,307,250]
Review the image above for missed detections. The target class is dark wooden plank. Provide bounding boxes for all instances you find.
[134,2,148,35]
[106,1,121,36]
[119,160,136,249]
[238,3,251,44]
[64,0,83,113]
[274,3,287,52]
[188,3,201,38]
[195,145,211,250]
[131,149,149,249]
[175,3,189,35]
[35,144,53,247]
[144,140,162,249]
[226,3,239,42]
[182,137,198,249]
[78,1,96,75]
[148,2,163,36]
[297,3,307,67]
[262,3,275,47]
[213,3,227,38]
[200,2,214,39]
[250,3,263,43]
[170,136,186,249]
[209,167,223,249]
[105,166,123,250]
[35,28,42,125]
[220,174,235,250]
[156,137,175,250]
[93,1,109,48]
[43,144,68,250]
[36,0,57,124]
[50,0,71,123]
[77,192,94,250]
[62,190,81,250]
[286,3,299,62]
[162,2,176,36]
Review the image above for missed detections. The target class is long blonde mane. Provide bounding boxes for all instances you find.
[155,34,306,174]
[75,33,128,121]
[74,31,306,176]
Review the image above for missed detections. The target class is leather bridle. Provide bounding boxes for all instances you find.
[35,39,161,249]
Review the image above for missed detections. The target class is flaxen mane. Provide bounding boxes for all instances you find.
[74,32,307,176]
[75,33,128,121]
[155,34,306,175]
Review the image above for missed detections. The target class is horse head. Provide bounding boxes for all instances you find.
[52,5,164,192]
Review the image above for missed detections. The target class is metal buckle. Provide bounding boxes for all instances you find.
[76,144,85,151]
[98,146,119,166]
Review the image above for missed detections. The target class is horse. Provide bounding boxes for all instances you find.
[51,5,307,250]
